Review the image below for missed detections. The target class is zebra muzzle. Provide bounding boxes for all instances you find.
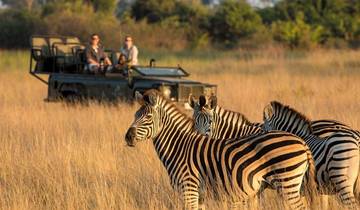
[125,127,137,147]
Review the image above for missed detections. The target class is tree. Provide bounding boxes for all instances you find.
[89,0,116,13]
[209,0,262,46]
[131,0,177,23]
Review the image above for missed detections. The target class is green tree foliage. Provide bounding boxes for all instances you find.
[1,0,360,49]
[260,0,360,43]
[208,0,262,46]
[272,12,325,48]
[0,9,43,48]
[89,0,116,13]
[131,0,177,23]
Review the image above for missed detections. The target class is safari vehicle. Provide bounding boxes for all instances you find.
[29,35,217,106]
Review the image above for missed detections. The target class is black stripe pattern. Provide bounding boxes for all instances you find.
[125,90,316,210]
[189,95,262,139]
[262,101,360,206]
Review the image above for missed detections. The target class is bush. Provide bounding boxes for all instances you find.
[131,0,177,23]
[271,13,326,49]
[208,0,262,47]
[0,9,44,48]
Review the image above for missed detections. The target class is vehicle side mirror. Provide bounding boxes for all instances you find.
[150,59,156,67]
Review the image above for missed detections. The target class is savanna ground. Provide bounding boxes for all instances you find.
[0,48,360,209]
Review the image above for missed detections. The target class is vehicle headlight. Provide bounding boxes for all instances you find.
[160,86,172,99]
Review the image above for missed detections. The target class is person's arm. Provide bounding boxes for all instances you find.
[105,57,112,65]
[99,48,112,65]
[130,46,138,65]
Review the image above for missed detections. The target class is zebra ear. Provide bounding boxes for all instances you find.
[188,94,196,109]
[199,95,207,108]
[209,95,217,109]
[135,91,144,105]
[263,104,274,120]
[145,92,157,106]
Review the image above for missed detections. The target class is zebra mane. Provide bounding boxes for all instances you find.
[143,89,194,127]
[215,106,252,125]
[270,101,313,133]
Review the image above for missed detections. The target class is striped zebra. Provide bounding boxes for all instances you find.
[311,120,360,145]
[125,90,316,210]
[262,101,360,206]
[188,95,262,139]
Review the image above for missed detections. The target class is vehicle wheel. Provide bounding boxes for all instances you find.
[62,92,81,104]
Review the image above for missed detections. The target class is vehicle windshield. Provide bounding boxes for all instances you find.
[132,67,188,77]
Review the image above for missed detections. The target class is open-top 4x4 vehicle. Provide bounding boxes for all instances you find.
[29,35,217,107]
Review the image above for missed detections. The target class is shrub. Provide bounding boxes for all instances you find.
[131,0,177,23]
[271,13,326,49]
[0,9,44,48]
[208,0,262,47]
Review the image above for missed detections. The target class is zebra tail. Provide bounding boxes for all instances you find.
[305,148,318,201]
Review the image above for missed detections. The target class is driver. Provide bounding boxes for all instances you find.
[85,33,112,74]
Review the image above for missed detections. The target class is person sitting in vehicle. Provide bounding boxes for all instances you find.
[116,53,127,69]
[85,33,112,74]
[113,53,128,75]
[120,35,138,66]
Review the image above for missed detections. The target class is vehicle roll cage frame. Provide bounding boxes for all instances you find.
[29,35,190,85]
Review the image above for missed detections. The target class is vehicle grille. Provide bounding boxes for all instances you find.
[178,85,204,102]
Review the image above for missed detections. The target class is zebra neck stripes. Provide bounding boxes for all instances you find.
[204,106,262,139]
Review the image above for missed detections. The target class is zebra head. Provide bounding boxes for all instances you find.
[262,101,313,137]
[189,94,217,136]
[125,90,162,147]
[262,102,275,131]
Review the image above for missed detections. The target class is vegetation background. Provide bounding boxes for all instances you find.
[1,0,360,209]
[1,0,360,50]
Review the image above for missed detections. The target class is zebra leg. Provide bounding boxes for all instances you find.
[319,194,329,210]
[270,173,307,210]
[328,145,359,206]
[198,185,205,210]
[181,181,200,210]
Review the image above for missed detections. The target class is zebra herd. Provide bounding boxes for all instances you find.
[125,89,360,210]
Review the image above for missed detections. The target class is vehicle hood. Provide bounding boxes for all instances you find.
[134,76,214,86]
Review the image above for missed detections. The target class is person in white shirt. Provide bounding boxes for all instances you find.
[120,35,139,66]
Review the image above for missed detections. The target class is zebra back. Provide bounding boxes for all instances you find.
[189,95,262,139]
[311,119,360,141]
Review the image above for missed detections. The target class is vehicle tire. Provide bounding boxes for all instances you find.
[62,91,81,104]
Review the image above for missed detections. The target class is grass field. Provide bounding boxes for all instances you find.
[0,48,360,209]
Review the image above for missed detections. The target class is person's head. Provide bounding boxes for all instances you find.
[124,35,133,48]
[90,33,100,46]
[119,53,127,65]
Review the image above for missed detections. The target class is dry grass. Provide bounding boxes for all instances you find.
[1,49,360,209]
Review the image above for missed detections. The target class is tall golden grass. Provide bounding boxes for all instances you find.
[0,48,360,209]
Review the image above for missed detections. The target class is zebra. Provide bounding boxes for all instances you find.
[262,101,360,206]
[311,120,360,145]
[188,94,263,139]
[125,90,316,210]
